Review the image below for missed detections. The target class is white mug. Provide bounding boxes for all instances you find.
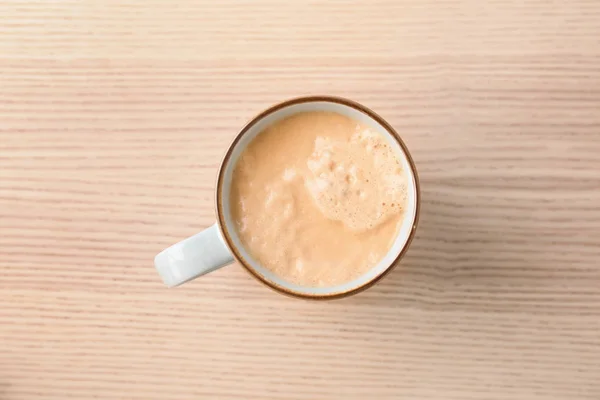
[154,96,420,299]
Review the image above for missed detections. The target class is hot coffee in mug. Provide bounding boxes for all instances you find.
[155,96,420,299]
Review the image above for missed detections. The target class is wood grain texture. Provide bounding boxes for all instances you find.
[1,0,600,399]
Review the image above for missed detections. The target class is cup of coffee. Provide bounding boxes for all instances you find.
[155,96,420,299]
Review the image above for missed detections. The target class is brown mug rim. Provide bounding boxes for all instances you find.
[215,95,421,300]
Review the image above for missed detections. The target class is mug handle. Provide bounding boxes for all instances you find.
[154,223,234,287]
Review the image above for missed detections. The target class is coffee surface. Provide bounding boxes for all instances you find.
[230,111,409,287]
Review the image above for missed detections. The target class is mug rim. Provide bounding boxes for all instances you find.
[215,95,421,300]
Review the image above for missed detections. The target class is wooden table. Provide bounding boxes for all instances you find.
[2,1,600,399]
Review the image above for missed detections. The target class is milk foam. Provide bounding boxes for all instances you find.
[305,128,407,232]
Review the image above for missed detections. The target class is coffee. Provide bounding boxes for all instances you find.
[230,111,409,287]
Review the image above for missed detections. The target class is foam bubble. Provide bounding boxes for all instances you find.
[283,203,294,218]
[237,217,248,233]
[264,189,276,206]
[282,168,297,181]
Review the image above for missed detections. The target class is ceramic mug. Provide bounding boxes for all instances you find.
[154,96,420,299]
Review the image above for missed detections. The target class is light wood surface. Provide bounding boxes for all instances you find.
[2,1,600,399]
